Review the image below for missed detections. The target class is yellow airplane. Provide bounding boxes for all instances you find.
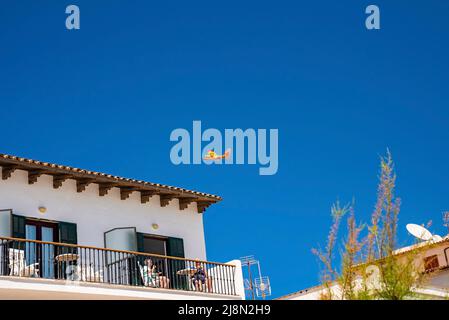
[203,149,231,161]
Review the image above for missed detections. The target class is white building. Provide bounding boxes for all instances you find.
[277,236,449,300]
[0,152,245,300]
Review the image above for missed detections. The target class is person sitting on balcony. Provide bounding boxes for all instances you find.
[143,258,170,289]
[191,261,212,292]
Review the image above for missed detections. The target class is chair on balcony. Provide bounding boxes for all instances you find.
[8,249,40,277]
[77,264,104,283]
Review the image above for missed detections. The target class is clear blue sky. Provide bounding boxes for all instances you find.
[1,1,448,298]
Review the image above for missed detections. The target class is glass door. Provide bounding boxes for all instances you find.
[25,220,58,279]
[25,225,37,269]
[41,227,55,278]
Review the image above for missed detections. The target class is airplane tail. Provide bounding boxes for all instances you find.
[224,149,231,158]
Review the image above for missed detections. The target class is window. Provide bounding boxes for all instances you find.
[424,255,439,272]
[142,235,167,255]
[136,234,185,257]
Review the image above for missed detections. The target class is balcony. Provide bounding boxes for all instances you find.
[0,236,238,299]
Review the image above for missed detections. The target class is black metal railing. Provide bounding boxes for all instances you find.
[0,237,236,296]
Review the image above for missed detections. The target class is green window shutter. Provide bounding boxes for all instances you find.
[58,222,77,244]
[57,222,78,274]
[11,214,25,239]
[136,232,145,252]
[166,237,185,258]
[166,237,187,290]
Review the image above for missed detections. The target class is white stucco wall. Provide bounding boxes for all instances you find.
[0,168,207,260]
[230,259,246,299]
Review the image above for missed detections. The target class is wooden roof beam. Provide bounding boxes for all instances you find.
[1,165,17,180]
[196,201,212,214]
[179,198,195,210]
[99,183,116,196]
[76,179,95,193]
[53,174,72,189]
[28,170,44,185]
[120,187,136,200]
[140,190,157,204]
[160,194,175,207]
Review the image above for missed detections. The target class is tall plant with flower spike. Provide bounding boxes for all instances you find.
[366,150,401,261]
[313,151,421,300]
[312,201,349,299]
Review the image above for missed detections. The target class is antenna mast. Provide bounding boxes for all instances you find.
[443,211,449,234]
[240,255,271,300]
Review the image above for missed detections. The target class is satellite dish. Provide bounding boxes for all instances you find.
[406,224,433,241]
[432,235,443,242]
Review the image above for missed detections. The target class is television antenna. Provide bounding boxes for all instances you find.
[443,212,449,234]
[255,276,271,299]
[240,255,271,300]
[406,223,442,242]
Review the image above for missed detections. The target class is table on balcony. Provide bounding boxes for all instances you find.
[55,253,79,263]
[176,268,196,276]
[55,253,79,280]
[176,268,197,290]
